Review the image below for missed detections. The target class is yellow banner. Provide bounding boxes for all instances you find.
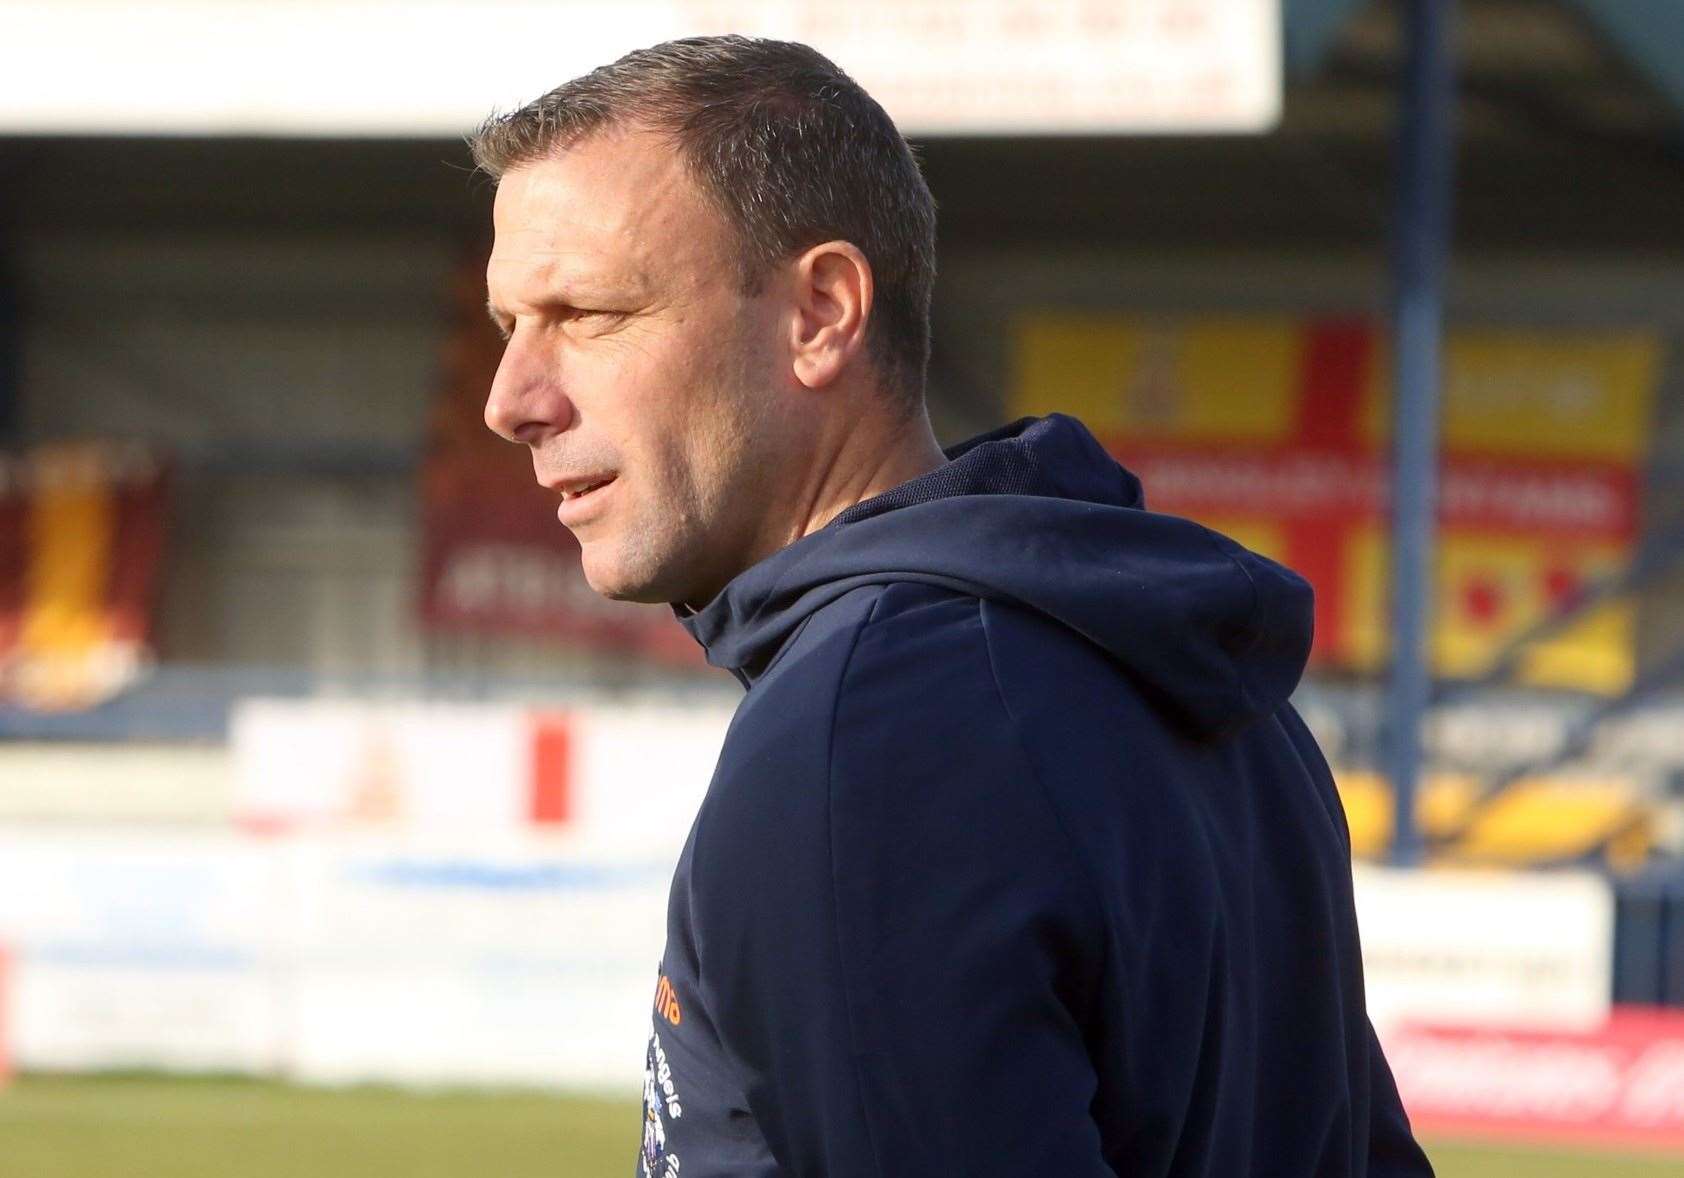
[1014,314,1661,692]
[1,442,165,711]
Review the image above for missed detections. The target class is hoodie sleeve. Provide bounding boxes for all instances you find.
[1366,1022,1437,1175]
[688,591,1114,1177]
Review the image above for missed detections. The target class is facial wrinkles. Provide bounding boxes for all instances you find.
[490,152,663,320]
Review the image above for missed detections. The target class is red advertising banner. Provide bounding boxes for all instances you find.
[1015,315,1663,692]
[419,259,699,665]
[0,441,169,711]
[1388,1009,1684,1153]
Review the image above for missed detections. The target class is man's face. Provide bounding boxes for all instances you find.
[484,128,796,605]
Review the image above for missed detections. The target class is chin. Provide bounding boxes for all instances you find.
[590,581,668,605]
[578,550,674,606]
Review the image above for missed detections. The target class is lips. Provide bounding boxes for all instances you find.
[543,470,616,499]
[553,473,617,526]
[559,476,613,502]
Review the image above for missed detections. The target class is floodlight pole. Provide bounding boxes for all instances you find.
[0,248,15,443]
[1386,0,1456,866]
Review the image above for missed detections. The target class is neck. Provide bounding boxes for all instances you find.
[679,398,946,613]
[788,404,946,544]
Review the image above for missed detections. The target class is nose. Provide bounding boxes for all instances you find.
[483,330,575,445]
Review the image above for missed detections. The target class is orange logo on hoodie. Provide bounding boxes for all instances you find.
[654,974,682,1027]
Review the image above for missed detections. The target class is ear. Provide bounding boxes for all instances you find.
[789,240,873,390]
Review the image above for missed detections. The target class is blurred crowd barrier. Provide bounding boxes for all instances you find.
[0,826,670,1089]
[0,700,736,1090]
[1,696,1683,1149]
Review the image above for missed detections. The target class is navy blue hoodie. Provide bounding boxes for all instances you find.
[640,415,1432,1177]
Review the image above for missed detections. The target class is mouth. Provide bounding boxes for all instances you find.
[553,473,617,526]
[558,475,615,502]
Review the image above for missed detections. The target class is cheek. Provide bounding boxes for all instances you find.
[607,306,769,491]
[577,365,701,517]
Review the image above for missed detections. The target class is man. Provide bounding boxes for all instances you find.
[476,35,1433,1178]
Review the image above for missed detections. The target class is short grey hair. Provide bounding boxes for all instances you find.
[471,35,938,413]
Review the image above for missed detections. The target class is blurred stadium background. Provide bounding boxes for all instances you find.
[3,1,1684,1174]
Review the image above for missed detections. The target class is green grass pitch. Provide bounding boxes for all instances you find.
[0,1074,1678,1177]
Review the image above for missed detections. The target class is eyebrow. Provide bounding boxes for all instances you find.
[485,297,510,336]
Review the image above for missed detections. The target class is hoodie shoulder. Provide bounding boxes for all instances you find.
[709,581,1005,800]
[706,580,1103,933]
[695,580,1102,907]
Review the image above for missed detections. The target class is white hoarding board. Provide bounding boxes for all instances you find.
[285,834,671,1090]
[1354,866,1615,1035]
[0,826,676,1090]
[0,829,1622,1090]
[232,700,534,829]
[231,698,730,846]
[0,1,1280,136]
[571,705,730,856]
[0,829,290,1073]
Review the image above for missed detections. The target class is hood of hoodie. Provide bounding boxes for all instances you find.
[679,415,1313,738]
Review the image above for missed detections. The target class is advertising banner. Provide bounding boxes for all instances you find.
[233,700,544,831]
[1353,866,1614,1035]
[1387,1008,1684,1152]
[230,698,731,846]
[0,1,1281,137]
[285,833,670,1090]
[0,824,1639,1104]
[419,262,701,665]
[0,442,169,711]
[1015,315,1663,691]
[0,825,673,1092]
[0,828,289,1074]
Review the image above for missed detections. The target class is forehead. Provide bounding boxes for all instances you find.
[488,129,727,297]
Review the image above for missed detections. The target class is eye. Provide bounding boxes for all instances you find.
[569,308,629,329]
